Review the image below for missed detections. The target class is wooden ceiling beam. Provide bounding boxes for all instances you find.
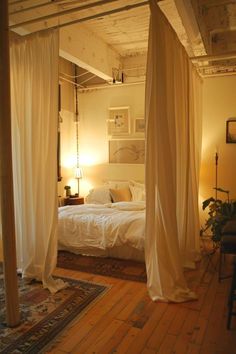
[9,0,119,29]
[9,0,67,15]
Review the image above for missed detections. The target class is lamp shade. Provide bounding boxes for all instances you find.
[75,166,83,179]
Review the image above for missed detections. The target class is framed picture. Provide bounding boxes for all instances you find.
[108,107,130,136]
[135,118,145,133]
[226,119,236,143]
[109,139,145,164]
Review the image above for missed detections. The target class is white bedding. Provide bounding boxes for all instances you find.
[58,201,145,256]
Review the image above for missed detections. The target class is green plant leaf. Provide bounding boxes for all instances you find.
[200,190,236,242]
[202,197,215,210]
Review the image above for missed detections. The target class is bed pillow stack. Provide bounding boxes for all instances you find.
[85,180,145,204]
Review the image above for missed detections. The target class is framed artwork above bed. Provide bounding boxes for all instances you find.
[107,107,130,136]
[109,139,145,164]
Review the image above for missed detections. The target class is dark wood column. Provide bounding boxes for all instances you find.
[0,0,20,327]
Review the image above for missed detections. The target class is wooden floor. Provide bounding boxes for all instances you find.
[46,254,236,354]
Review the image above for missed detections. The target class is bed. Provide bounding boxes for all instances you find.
[58,199,146,262]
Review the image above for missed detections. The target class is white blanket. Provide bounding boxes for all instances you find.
[58,201,145,252]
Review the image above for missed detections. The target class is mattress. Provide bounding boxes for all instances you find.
[58,201,145,261]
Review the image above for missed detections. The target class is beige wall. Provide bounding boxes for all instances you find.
[200,75,236,224]
[58,58,77,198]
[58,83,145,198]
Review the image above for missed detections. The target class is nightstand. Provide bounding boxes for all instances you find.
[64,197,84,206]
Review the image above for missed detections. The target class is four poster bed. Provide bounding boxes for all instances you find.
[6,0,202,310]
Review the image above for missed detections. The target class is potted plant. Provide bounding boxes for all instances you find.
[201,188,236,243]
[64,185,71,197]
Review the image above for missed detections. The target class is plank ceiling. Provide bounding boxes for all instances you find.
[8,0,236,87]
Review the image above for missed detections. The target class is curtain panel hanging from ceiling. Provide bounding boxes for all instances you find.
[10,29,66,293]
[145,0,202,302]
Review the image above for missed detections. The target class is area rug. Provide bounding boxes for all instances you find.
[0,265,108,354]
[57,251,147,283]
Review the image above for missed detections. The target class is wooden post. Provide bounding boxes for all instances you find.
[0,0,20,326]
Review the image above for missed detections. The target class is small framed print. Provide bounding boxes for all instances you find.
[226,118,236,143]
[107,107,130,136]
[135,118,145,133]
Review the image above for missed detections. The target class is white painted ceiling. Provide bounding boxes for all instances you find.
[8,0,236,87]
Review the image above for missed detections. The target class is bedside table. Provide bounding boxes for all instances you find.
[64,197,84,206]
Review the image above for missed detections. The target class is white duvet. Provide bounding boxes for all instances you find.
[58,201,145,252]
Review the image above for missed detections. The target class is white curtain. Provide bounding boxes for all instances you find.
[145,0,202,302]
[10,30,65,293]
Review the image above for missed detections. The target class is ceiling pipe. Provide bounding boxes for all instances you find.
[60,75,84,88]
[9,0,120,29]
[201,71,236,78]
[79,74,97,85]
[78,80,145,92]
[191,50,236,62]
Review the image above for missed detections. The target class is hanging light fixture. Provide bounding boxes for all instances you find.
[74,64,82,196]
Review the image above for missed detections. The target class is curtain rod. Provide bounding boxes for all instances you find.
[11,1,149,33]
[190,50,236,62]
[10,0,119,29]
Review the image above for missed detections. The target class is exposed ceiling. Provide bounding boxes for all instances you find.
[8,0,236,88]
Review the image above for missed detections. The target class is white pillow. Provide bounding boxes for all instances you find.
[104,180,130,190]
[129,180,145,189]
[85,186,112,204]
[129,180,146,201]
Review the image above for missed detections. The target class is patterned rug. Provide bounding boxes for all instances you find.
[57,251,147,283]
[0,266,108,354]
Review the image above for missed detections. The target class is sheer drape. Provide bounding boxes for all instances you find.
[177,66,202,268]
[145,0,202,302]
[10,30,65,293]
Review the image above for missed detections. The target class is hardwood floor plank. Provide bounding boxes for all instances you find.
[168,306,189,335]
[114,327,141,354]
[198,273,218,319]
[96,321,131,354]
[190,316,208,346]
[157,333,177,354]
[84,319,124,354]
[141,348,156,354]
[46,350,67,354]
[186,342,201,354]
[127,302,168,354]
[147,304,178,350]
[116,284,148,322]
[173,309,199,354]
